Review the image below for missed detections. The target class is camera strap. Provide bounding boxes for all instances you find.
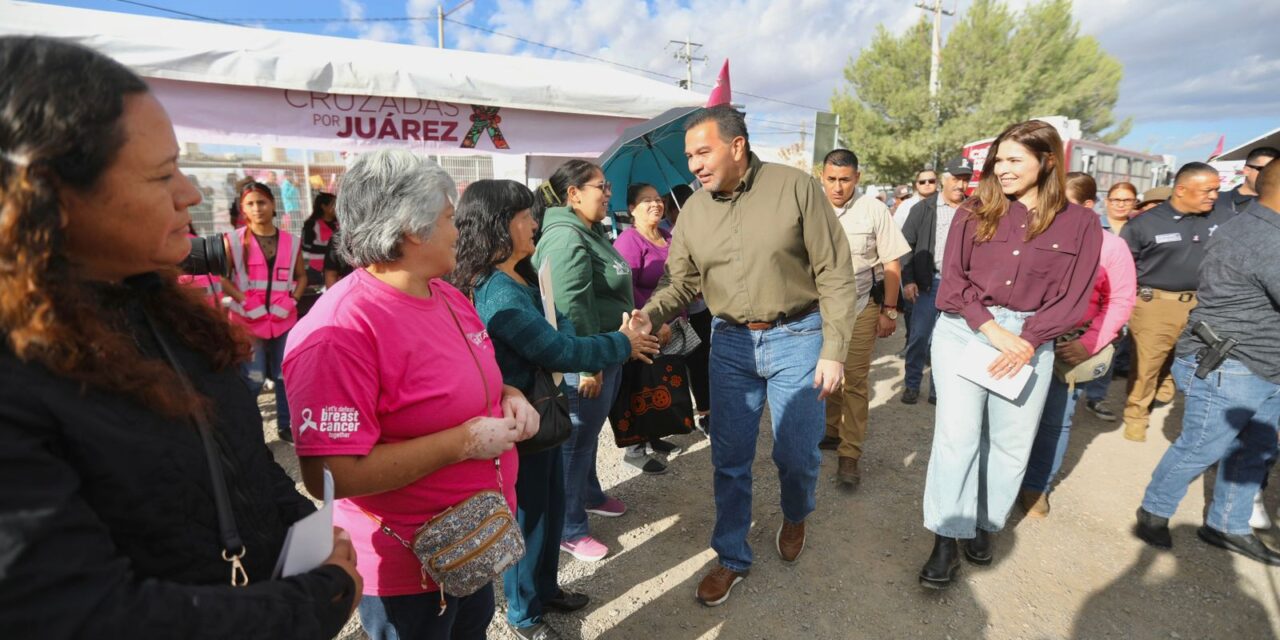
[140,308,249,587]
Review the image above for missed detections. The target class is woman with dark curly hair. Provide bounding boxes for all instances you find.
[0,37,360,638]
[449,179,657,640]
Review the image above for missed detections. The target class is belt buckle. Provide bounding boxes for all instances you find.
[1138,287,1153,302]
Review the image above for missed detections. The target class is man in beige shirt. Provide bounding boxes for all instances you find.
[641,105,858,607]
[817,149,911,490]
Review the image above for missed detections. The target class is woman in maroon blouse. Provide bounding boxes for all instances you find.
[918,120,1102,589]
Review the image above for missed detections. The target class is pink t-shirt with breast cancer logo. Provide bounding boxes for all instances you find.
[283,268,516,596]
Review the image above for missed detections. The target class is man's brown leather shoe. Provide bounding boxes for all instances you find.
[777,520,806,563]
[837,456,861,489]
[695,565,747,607]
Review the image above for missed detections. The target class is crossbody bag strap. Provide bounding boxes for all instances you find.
[438,291,506,492]
[140,309,249,587]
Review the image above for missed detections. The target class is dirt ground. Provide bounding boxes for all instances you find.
[264,332,1280,640]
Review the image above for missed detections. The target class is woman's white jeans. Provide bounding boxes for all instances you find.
[922,309,1056,539]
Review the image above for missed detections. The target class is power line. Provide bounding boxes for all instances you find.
[116,0,239,26]
[442,18,826,111]
[113,2,827,112]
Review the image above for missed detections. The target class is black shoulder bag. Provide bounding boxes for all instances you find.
[520,369,573,455]
[141,310,250,587]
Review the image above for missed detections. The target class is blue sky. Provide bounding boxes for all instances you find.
[29,0,1280,163]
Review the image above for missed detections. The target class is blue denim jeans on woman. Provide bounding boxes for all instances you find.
[358,583,494,640]
[560,363,623,542]
[923,309,1056,538]
[708,310,826,572]
[1023,376,1084,494]
[1141,356,1280,535]
[240,334,291,431]
[504,446,564,629]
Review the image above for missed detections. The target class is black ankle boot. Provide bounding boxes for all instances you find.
[919,535,960,590]
[1134,507,1172,549]
[964,529,993,565]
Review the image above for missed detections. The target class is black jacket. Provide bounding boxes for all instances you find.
[900,196,940,293]
[0,275,355,639]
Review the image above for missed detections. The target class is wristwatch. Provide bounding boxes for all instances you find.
[881,306,899,321]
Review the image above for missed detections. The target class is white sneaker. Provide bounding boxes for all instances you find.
[1250,492,1272,530]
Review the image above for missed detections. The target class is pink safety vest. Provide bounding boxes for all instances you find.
[304,218,336,272]
[226,227,300,339]
[178,273,223,309]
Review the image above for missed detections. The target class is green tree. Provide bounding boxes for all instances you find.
[833,0,1131,184]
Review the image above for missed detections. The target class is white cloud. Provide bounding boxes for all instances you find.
[335,0,1280,148]
[1169,132,1220,151]
[339,0,401,42]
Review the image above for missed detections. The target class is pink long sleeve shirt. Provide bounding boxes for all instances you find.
[1076,230,1137,354]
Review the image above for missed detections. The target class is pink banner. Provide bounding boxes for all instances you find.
[149,78,642,156]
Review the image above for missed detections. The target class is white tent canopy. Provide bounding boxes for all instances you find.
[0,1,705,161]
[0,1,701,119]
[1217,126,1280,162]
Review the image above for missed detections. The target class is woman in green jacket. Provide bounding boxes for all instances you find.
[531,160,638,562]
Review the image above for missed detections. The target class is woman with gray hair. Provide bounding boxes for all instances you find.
[283,149,540,639]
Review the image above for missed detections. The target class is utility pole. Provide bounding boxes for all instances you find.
[437,0,476,48]
[667,37,706,89]
[915,0,954,165]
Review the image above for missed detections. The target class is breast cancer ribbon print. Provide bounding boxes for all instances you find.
[461,106,510,149]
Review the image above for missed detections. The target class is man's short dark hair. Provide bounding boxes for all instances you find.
[685,105,750,154]
[823,149,859,171]
[1175,161,1218,185]
[1247,147,1280,165]
[1257,161,1280,198]
[916,168,937,180]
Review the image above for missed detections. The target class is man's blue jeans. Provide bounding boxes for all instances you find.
[708,311,826,572]
[1023,376,1083,493]
[560,364,623,542]
[904,276,941,394]
[241,334,291,431]
[1141,356,1280,535]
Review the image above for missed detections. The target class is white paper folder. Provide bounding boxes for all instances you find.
[954,339,1034,401]
[272,467,334,579]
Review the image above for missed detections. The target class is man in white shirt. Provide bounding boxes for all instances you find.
[817,149,912,489]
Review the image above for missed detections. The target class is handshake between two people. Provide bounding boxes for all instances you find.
[619,309,663,364]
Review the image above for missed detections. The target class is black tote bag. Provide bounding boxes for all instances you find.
[607,355,695,447]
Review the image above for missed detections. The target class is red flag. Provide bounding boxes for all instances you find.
[706,59,731,107]
[1209,134,1224,160]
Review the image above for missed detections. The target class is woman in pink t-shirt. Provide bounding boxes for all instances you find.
[283,150,539,640]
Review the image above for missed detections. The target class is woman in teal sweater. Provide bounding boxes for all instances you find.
[451,179,657,640]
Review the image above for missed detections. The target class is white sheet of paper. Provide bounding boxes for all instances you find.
[273,467,335,579]
[955,339,1034,401]
[537,260,563,386]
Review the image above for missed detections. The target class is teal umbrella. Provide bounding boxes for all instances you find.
[597,106,699,216]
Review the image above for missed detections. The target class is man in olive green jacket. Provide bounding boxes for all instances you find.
[641,105,859,607]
